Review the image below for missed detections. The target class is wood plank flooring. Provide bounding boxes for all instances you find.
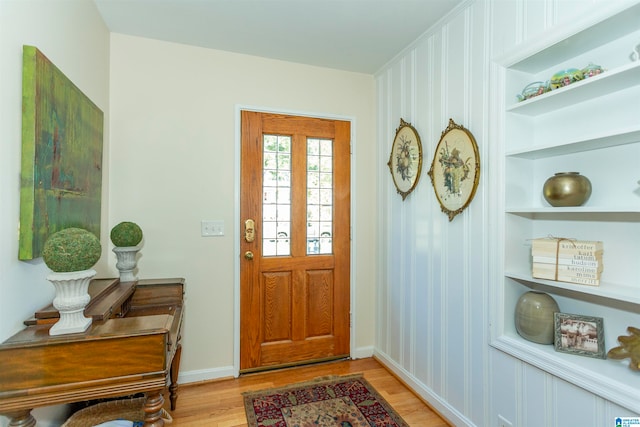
[167,357,450,426]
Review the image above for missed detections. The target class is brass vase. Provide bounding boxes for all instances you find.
[543,172,592,207]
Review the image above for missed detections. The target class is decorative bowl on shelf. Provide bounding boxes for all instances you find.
[543,172,592,207]
[549,68,584,89]
[516,81,550,102]
[581,63,604,79]
[515,291,560,344]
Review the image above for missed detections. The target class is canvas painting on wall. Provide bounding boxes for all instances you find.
[19,45,103,260]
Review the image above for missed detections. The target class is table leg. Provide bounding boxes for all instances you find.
[169,343,182,410]
[142,390,165,427]
[6,410,36,427]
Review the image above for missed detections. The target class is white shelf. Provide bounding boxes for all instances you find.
[491,334,640,414]
[505,126,640,159]
[505,207,640,215]
[506,2,640,72]
[505,271,640,306]
[506,61,640,116]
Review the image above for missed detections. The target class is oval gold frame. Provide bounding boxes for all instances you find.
[387,119,423,201]
[428,118,480,221]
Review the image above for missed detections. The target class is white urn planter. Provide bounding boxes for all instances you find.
[48,269,96,336]
[113,246,140,282]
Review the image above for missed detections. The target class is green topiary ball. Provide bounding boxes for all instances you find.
[43,228,102,272]
[110,221,143,247]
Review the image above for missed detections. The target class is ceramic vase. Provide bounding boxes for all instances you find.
[543,172,592,207]
[48,269,96,336]
[514,291,560,344]
[113,246,140,282]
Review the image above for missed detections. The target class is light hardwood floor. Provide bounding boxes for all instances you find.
[167,357,450,426]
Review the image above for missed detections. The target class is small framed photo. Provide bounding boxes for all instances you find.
[554,313,605,359]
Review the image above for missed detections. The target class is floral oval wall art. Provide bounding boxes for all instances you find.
[387,118,423,200]
[428,118,480,221]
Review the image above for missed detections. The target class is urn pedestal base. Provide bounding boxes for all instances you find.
[47,269,96,336]
[113,246,140,282]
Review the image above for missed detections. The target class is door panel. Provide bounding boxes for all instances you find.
[262,271,292,342]
[240,111,350,372]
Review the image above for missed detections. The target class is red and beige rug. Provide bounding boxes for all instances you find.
[243,373,409,427]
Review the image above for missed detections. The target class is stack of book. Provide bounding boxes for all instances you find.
[531,237,603,286]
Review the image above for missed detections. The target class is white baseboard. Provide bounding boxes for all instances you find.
[351,345,374,360]
[178,365,235,384]
[178,345,374,384]
[373,349,475,427]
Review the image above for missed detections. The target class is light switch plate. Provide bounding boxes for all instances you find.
[201,220,224,237]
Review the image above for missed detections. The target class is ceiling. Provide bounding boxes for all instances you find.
[93,0,462,74]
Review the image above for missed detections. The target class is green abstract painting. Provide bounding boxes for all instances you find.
[19,46,103,260]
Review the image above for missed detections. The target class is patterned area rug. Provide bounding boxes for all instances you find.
[243,373,409,427]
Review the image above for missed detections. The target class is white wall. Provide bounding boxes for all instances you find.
[375,0,639,426]
[0,1,110,426]
[108,34,377,379]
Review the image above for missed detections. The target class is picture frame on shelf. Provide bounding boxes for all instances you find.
[428,118,480,221]
[554,313,606,359]
[387,118,422,201]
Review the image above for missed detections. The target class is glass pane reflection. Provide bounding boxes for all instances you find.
[262,134,291,256]
[307,138,333,255]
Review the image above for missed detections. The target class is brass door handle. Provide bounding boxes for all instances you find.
[244,251,254,260]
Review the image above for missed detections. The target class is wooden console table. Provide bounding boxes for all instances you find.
[0,277,184,427]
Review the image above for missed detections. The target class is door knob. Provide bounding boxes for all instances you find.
[244,251,254,260]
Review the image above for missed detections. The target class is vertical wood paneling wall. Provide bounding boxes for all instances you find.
[374,1,638,426]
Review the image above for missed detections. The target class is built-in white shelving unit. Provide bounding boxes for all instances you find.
[491,2,640,413]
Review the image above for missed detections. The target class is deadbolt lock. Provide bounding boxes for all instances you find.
[244,219,255,243]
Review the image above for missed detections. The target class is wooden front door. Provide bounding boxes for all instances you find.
[240,111,350,373]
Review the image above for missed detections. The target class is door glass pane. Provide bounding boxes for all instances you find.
[307,138,333,255]
[262,134,291,256]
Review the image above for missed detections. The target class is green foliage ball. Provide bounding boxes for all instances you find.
[43,228,102,272]
[110,221,143,247]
